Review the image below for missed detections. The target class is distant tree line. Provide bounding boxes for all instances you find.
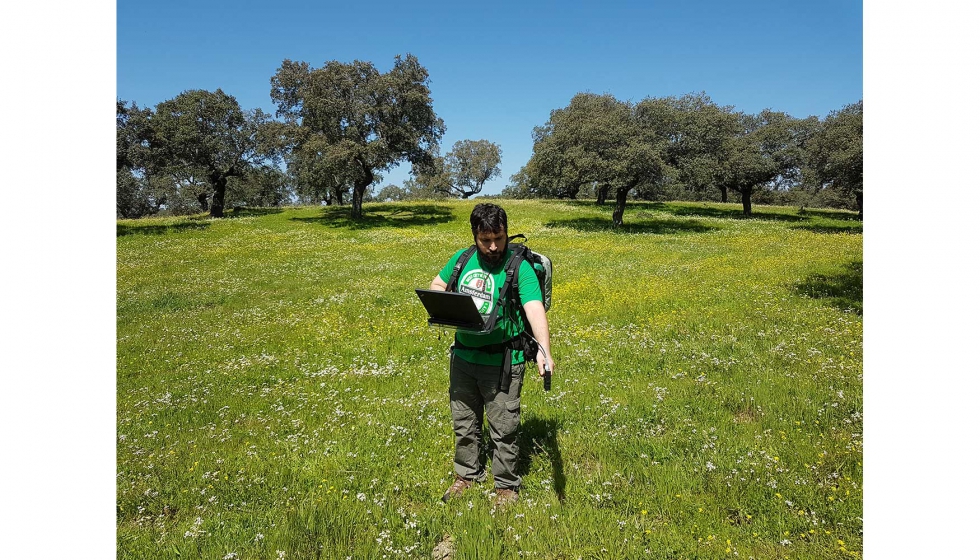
[503,92,862,222]
[118,54,503,219]
[118,55,861,224]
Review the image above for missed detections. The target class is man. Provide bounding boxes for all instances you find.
[429,203,555,509]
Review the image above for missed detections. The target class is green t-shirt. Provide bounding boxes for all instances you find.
[438,247,543,366]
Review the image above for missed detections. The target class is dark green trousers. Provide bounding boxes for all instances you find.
[449,353,525,490]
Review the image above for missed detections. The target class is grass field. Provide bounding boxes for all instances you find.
[117,199,863,559]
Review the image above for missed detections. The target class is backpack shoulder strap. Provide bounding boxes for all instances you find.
[506,244,531,307]
[447,245,477,292]
[482,247,529,333]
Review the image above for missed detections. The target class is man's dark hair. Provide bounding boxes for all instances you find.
[470,203,508,236]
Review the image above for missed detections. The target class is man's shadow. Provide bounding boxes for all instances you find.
[487,414,565,501]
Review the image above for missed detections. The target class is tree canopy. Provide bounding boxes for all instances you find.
[443,139,502,198]
[634,92,740,202]
[806,100,863,218]
[270,54,445,219]
[119,68,861,221]
[412,139,502,199]
[515,91,850,221]
[116,100,163,218]
[148,89,277,218]
[717,109,815,216]
[524,93,665,225]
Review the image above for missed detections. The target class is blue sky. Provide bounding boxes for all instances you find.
[117,0,862,196]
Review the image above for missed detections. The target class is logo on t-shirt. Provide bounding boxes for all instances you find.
[458,269,495,316]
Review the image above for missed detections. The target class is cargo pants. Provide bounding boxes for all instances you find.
[449,353,526,490]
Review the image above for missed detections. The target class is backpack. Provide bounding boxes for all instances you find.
[445,234,553,391]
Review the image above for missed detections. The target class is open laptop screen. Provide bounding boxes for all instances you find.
[415,289,488,332]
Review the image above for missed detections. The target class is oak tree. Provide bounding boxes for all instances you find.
[636,92,740,202]
[527,93,664,225]
[271,54,445,219]
[441,139,502,198]
[718,110,810,216]
[807,100,863,218]
[149,89,275,218]
[117,100,166,218]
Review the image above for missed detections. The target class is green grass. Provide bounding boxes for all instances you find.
[117,199,862,559]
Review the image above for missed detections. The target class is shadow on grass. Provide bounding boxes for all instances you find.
[800,208,862,221]
[554,200,810,224]
[545,216,717,235]
[291,203,455,229]
[795,260,863,314]
[551,199,860,223]
[227,206,284,218]
[116,220,211,237]
[659,204,807,222]
[516,414,566,501]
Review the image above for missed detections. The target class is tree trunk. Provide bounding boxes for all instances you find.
[720,185,728,203]
[612,186,630,227]
[209,174,227,218]
[855,190,863,220]
[596,184,610,205]
[740,188,752,216]
[351,180,369,219]
[197,192,210,212]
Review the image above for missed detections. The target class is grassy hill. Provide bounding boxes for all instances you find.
[117,200,863,559]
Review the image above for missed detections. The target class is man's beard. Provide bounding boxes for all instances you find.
[480,244,507,267]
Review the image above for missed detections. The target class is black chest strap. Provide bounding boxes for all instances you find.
[446,246,477,292]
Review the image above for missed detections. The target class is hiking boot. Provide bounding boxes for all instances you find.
[491,488,519,510]
[441,476,474,502]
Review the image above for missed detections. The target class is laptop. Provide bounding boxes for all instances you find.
[415,289,489,332]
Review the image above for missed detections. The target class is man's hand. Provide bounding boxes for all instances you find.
[535,349,555,379]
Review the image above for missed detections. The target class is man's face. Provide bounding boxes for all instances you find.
[475,228,507,268]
